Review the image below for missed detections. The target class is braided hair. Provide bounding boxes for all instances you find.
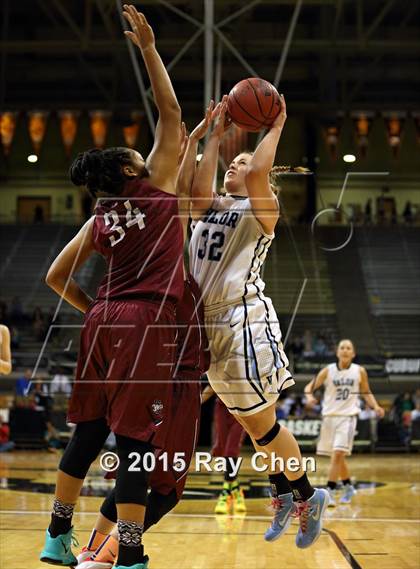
[69,147,138,197]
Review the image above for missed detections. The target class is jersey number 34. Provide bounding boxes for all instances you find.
[197,229,225,262]
[104,200,146,247]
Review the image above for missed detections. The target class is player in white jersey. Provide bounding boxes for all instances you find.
[304,339,385,505]
[189,95,329,549]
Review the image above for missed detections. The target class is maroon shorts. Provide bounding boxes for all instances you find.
[68,298,177,448]
[212,397,246,457]
[150,375,200,499]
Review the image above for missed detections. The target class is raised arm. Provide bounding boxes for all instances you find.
[304,366,328,406]
[191,97,229,218]
[360,367,385,418]
[123,5,181,193]
[0,325,12,375]
[45,218,95,314]
[244,94,287,235]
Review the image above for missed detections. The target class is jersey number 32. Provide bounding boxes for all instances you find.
[197,229,225,262]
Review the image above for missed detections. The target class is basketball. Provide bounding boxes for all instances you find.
[227,78,281,132]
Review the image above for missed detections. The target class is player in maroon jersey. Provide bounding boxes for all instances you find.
[74,274,210,569]
[40,7,185,569]
[71,103,217,569]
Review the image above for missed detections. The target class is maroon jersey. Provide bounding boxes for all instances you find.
[93,178,184,304]
[174,274,210,380]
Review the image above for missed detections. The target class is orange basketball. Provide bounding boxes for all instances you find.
[227,78,281,132]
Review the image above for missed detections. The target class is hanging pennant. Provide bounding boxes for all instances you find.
[28,111,49,154]
[382,112,406,158]
[351,111,374,159]
[321,113,344,162]
[0,112,18,156]
[123,112,142,148]
[220,124,248,166]
[89,110,111,148]
[59,111,80,157]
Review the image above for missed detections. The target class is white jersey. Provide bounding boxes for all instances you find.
[322,363,361,416]
[189,195,274,309]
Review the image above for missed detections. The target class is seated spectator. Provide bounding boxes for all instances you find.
[364,198,372,224]
[402,392,415,413]
[0,420,15,452]
[10,326,20,350]
[15,369,32,397]
[411,402,420,422]
[10,297,25,326]
[276,393,296,420]
[313,335,327,356]
[403,201,413,224]
[45,308,61,344]
[303,329,314,357]
[32,306,45,341]
[303,394,321,418]
[290,335,304,359]
[359,399,377,420]
[50,369,72,397]
[414,388,420,408]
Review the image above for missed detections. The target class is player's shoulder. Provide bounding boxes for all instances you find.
[355,364,366,376]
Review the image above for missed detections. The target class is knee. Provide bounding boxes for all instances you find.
[254,421,281,446]
[144,489,178,531]
[60,418,110,479]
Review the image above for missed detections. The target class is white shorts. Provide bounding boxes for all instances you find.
[205,295,294,416]
[316,415,358,456]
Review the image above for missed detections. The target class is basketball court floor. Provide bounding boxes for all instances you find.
[0,451,418,569]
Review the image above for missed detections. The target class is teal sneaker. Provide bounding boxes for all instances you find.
[114,557,149,569]
[295,488,329,549]
[264,492,295,542]
[40,527,78,565]
[340,484,357,504]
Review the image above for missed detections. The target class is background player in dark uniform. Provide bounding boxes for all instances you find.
[40,7,184,569]
[202,386,246,515]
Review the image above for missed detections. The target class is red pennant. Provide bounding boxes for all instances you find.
[28,111,49,154]
[351,111,374,159]
[123,112,142,148]
[89,110,111,148]
[59,111,80,157]
[383,112,406,158]
[0,112,18,156]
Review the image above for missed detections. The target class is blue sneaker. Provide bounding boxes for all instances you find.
[340,484,357,504]
[114,557,149,569]
[40,527,78,565]
[295,488,329,549]
[264,492,295,542]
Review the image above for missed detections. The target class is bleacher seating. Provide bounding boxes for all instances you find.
[0,224,100,314]
[357,227,420,355]
[266,224,336,316]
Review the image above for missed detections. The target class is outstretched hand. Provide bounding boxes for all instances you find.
[212,95,232,138]
[178,122,188,164]
[123,5,155,51]
[271,93,287,130]
[189,100,216,141]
